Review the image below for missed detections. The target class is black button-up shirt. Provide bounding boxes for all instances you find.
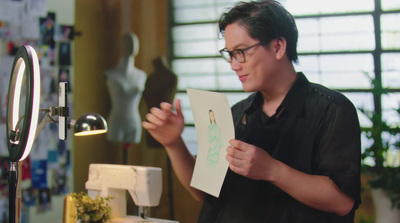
[198,72,361,223]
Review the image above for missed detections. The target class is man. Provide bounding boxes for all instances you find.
[142,1,361,222]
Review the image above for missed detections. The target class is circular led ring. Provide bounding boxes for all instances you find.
[6,45,41,162]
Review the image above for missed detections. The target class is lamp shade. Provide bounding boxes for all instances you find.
[73,113,108,136]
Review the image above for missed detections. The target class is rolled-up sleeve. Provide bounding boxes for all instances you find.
[316,98,361,207]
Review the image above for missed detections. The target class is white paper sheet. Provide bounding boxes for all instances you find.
[27,0,48,17]
[187,89,234,197]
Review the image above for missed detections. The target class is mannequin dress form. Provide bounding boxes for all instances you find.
[143,56,177,108]
[105,33,147,145]
[143,56,178,147]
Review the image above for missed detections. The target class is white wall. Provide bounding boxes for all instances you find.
[47,0,75,25]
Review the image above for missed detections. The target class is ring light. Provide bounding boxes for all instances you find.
[5,45,107,223]
[6,45,41,162]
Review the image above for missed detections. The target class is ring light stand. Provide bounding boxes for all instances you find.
[5,45,108,223]
[6,45,41,223]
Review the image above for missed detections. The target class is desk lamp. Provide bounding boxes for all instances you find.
[6,45,108,223]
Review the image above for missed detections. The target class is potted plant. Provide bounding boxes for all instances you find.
[359,74,400,222]
[360,106,400,204]
[71,192,113,223]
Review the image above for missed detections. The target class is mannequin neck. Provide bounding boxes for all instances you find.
[117,55,136,72]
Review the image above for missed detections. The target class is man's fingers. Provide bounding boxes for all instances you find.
[173,99,184,118]
[142,121,156,130]
[145,112,165,126]
[160,102,173,113]
[150,107,169,119]
[229,139,245,150]
[226,145,244,161]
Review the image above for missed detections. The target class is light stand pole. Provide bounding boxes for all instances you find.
[8,162,17,223]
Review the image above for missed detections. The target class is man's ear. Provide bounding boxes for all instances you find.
[271,37,287,60]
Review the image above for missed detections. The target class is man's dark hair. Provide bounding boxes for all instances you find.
[218,0,298,63]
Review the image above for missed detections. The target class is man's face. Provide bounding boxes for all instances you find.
[224,23,279,92]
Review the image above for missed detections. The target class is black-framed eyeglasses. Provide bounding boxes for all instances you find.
[219,40,268,63]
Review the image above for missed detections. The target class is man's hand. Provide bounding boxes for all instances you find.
[142,99,185,148]
[226,139,278,181]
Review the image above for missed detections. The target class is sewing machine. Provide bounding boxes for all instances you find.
[85,164,179,223]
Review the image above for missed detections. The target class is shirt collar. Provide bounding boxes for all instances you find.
[243,72,310,117]
[280,72,310,117]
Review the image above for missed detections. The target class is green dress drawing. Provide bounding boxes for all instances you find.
[207,122,223,167]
